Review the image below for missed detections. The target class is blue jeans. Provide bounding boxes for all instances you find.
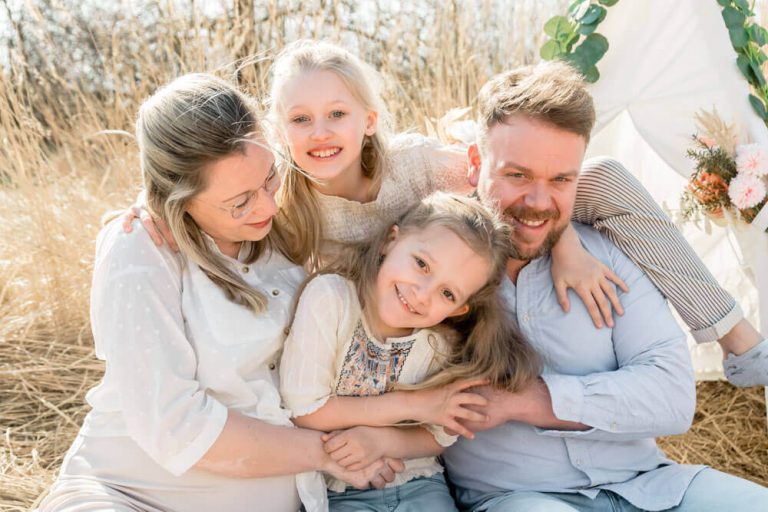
[473,469,768,512]
[328,473,458,511]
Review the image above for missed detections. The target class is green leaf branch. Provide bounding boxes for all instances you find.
[718,0,768,125]
[539,0,618,83]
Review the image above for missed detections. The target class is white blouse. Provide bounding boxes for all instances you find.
[280,274,458,494]
[69,220,325,512]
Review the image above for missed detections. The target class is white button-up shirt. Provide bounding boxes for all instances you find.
[73,220,316,511]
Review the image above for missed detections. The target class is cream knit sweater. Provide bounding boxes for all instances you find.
[313,133,472,246]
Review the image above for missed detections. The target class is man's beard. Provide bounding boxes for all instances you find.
[503,204,567,261]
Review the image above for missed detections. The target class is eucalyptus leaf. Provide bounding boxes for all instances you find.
[749,94,768,119]
[729,27,749,48]
[716,0,729,5]
[540,40,562,60]
[580,5,605,25]
[750,60,766,87]
[737,54,754,80]
[598,0,619,5]
[576,33,610,62]
[544,16,572,37]
[577,22,598,36]
[582,65,600,83]
[757,50,768,65]
[722,6,746,28]
[570,0,591,20]
[748,23,767,46]
[734,0,751,12]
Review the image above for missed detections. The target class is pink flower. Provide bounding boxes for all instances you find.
[728,172,767,209]
[697,135,718,149]
[735,143,768,177]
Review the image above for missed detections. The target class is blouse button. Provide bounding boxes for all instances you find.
[242,266,250,273]
[271,289,280,296]
[269,363,276,370]
[283,327,290,335]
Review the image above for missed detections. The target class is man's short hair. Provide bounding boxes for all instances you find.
[476,61,596,152]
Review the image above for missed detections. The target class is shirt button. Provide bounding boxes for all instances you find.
[611,421,617,431]
[283,327,290,335]
[522,314,530,324]
[269,363,276,370]
[242,266,249,273]
[271,289,280,296]
[575,458,583,466]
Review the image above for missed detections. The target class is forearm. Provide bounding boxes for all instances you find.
[377,426,445,459]
[502,378,589,431]
[575,157,739,339]
[292,392,418,431]
[194,410,329,478]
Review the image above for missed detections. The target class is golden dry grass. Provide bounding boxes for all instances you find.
[0,1,766,510]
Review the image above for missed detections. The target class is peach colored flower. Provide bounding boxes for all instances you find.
[688,172,729,205]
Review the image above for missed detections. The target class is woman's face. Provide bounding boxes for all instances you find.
[186,139,280,257]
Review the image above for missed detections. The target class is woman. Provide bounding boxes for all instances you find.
[38,73,401,512]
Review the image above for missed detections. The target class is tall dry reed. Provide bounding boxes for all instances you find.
[1,1,766,510]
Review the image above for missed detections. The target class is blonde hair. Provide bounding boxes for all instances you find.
[309,192,540,391]
[137,73,294,314]
[268,39,394,269]
[476,61,595,153]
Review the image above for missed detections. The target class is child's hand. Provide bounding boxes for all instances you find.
[551,224,628,328]
[322,426,386,471]
[324,456,405,490]
[121,200,178,252]
[409,378,489,439]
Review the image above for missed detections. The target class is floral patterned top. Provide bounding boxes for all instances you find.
[279,274,457,493]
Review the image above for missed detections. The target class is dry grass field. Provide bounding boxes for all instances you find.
[0,1,766,510]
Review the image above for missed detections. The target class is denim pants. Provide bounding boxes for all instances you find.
[328,473,458,511]
[473,468,768,512]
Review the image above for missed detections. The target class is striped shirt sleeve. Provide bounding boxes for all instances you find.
[573,156,743,343]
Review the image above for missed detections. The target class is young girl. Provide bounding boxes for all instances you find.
[266,39,766,385]
[279,192,540,510]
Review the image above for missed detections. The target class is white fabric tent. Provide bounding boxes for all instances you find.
[582,0,768,379]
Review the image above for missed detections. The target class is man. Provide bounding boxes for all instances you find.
[442,62,768,511]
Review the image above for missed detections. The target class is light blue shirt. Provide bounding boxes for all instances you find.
[443,223,705,512]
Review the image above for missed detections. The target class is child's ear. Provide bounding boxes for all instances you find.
[447,304,470,318]
[381,225,399,255]
[365,111,378,136]
[467,144,482,187]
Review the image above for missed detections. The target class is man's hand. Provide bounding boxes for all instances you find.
[448,379,589,434]
[407,378,490,439]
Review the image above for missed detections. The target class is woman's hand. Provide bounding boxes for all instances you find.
[121,198,178,252]
[551,224,628,328]
[324,455,405,490]
[322,426,388,471]
[408,378,489,439]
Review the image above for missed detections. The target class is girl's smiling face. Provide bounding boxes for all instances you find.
[280,70,377,191]
[369,223,493,339]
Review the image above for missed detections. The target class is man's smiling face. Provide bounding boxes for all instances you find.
[470,114,586,261]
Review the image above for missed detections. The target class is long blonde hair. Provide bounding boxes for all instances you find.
[137,73,294,314]
[268,39,394,269]
[310,192,540,391]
